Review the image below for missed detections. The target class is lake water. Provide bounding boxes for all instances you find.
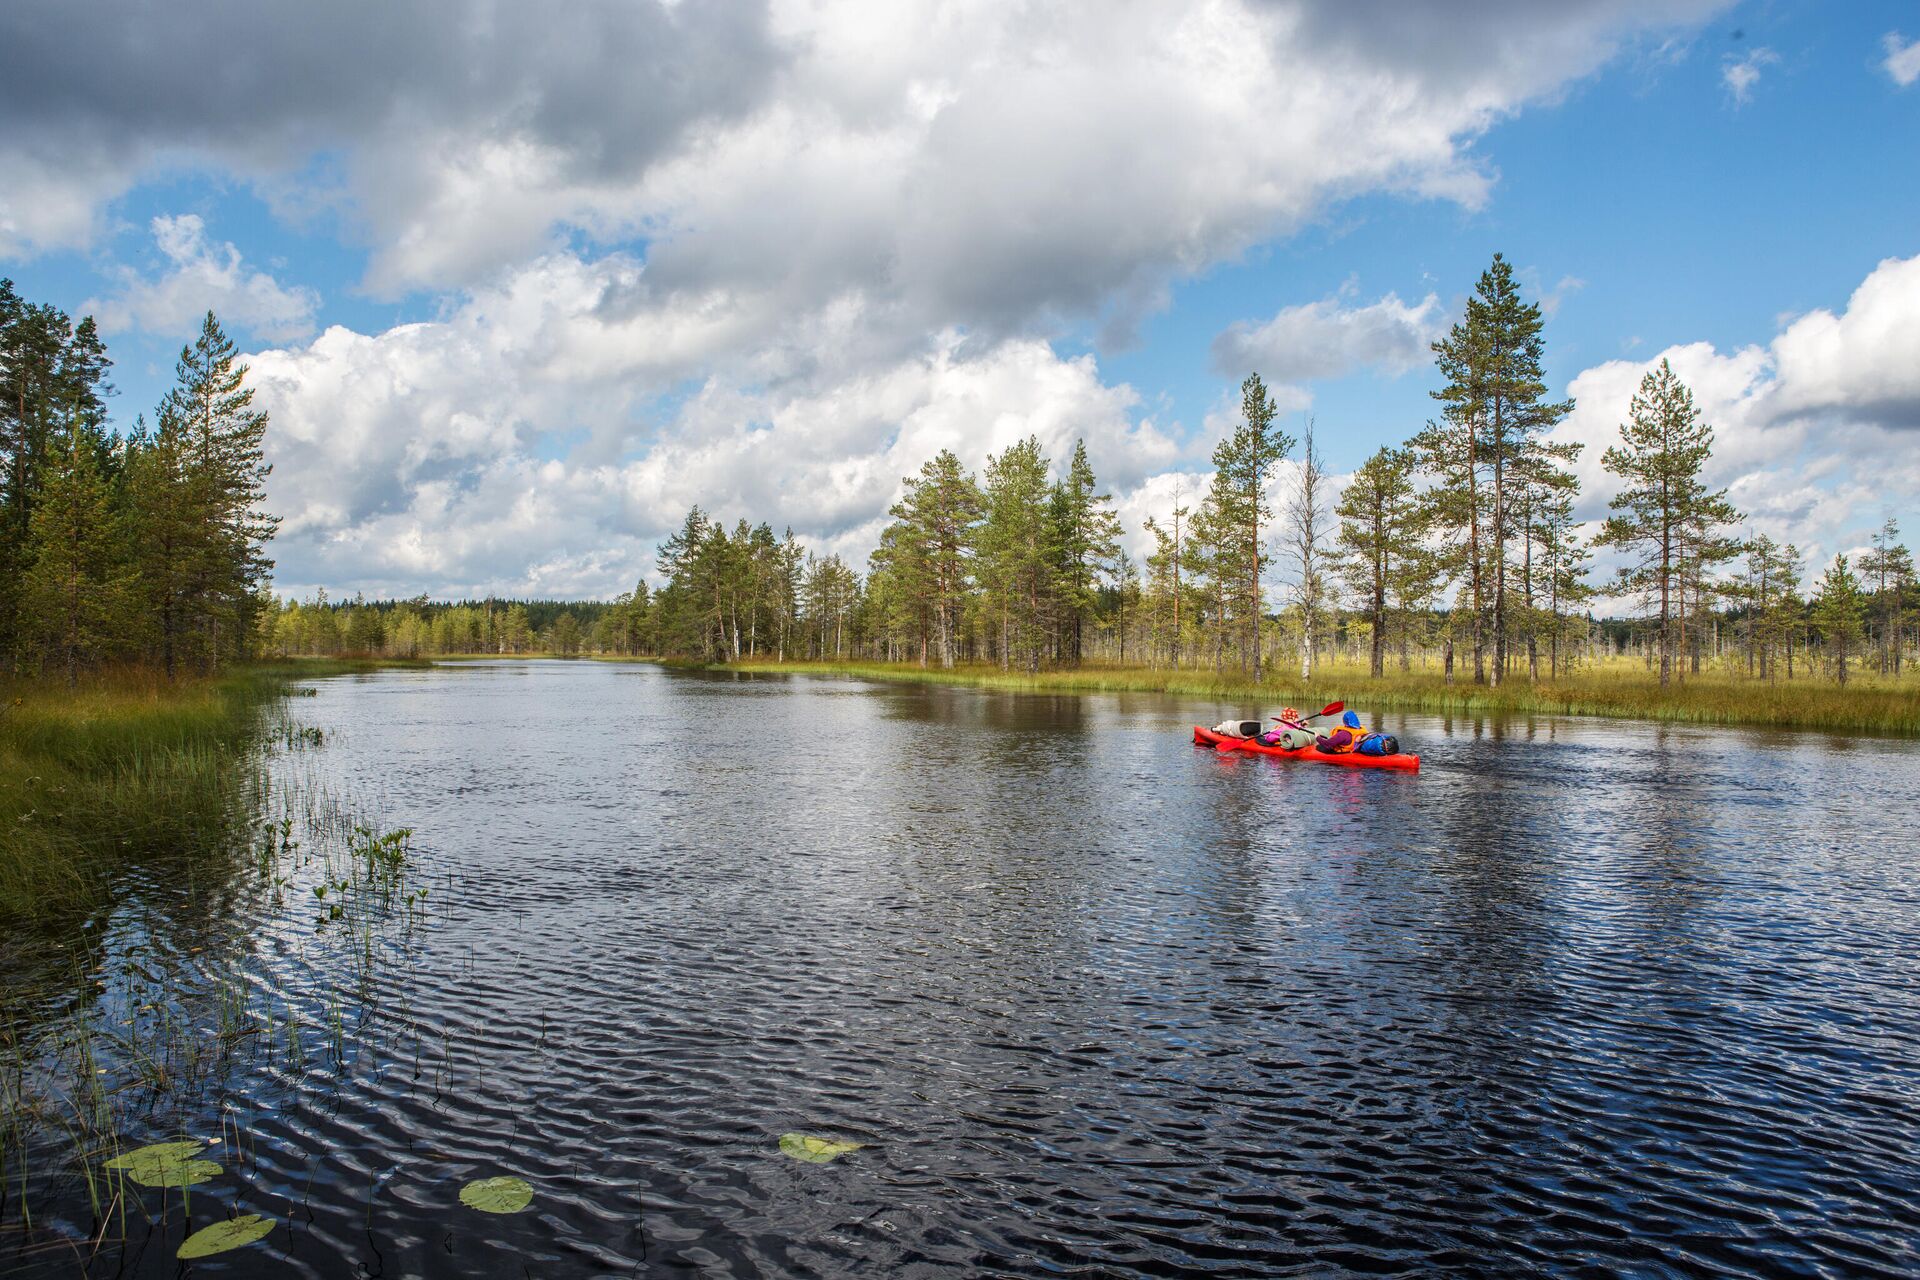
[7,660,1920,1277]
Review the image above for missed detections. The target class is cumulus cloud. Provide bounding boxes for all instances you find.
[1884,33,1920,87]
[1,0,1768,597]
[4,0,1725,322]
[1212,290,1447,381]
[86,215,319,342]
[247,252,1180,596]
[1551,253,1920,575]
[1721,46,1778,105]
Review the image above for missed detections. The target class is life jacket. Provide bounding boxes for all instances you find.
[1317,711,1371,754]
[1315,728,1358,754]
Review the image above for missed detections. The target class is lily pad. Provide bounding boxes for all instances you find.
[104,1142,223,1188]
[459,1175,532,1214]
[778,1133,866,1164]
[178,1214,275,1259]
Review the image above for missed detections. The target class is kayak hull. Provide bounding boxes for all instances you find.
[1194,725,1421,772]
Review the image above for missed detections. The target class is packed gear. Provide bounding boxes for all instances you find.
[1194,724,1419,772]
[1196,700,1413,769]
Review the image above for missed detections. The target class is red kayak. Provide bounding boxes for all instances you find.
[1194,725,1421,772]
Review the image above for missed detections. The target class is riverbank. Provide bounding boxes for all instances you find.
[0,658,413,923]
[709,656,1920,736]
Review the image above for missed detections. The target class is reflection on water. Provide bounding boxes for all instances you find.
[5,660,1920,1277]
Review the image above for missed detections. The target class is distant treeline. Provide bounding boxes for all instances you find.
[265,596,613,658]
[271,257,1915,687]
[605,255,1911,688]
[6,265,1913,691]
[2,283,275,685]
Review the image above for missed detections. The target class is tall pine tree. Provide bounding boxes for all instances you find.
[1596,359,1738,688]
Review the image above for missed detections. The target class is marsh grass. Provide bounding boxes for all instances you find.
[0,659,437,1260]
[714,656,1920,736]
[0,660,401,925]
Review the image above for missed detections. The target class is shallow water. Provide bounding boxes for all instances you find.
[7,660,1920,1276]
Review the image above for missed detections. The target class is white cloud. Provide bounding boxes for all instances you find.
[1766,254,1920,427]
[1551,253,1920,579]
[4,0,1728,326]
[1721,46,1778,105]
[248,252,1180,597]
[1884,32,1920,87]
[86,215,319,342]
[3,0,1781,598]
[1213,291,1448,382]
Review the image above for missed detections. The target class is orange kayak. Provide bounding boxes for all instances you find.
[1194,725,1421,772]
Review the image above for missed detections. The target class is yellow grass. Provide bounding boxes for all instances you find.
[712,655,1920,736]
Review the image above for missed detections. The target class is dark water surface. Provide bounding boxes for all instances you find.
[9,660,1920,1277]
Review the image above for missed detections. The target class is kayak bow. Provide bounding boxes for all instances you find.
[1194,725,1421,772]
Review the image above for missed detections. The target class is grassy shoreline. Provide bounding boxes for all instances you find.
[698,656,1920,736]
[0,658,415,925]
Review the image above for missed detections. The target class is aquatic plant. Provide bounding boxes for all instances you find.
[0,660,446,1262]
[778,1133,866,1163]
[177,1214,275,1259]
[459,1176,533,1213]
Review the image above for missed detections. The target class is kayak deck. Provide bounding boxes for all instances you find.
[1194,725,1421,772]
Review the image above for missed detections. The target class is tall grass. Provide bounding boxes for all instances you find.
[0,659,404,926]
[715,656,1920,736]
[0,658,432,1252]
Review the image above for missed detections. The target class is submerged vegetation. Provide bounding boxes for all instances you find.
[0,660,398,925]
[0,660,437,1266]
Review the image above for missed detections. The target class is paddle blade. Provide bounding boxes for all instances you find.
[1319,701,1344,718]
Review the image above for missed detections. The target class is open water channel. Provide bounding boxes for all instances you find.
[5,659,1920,1277]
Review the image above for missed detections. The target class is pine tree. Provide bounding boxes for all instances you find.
[1812,553,1866,685]
[1860,518,1912,676]
[889,449,981,669]
[1533,482,1592,680]
[2,287,98,669]
[22,424,123,684]
[1053,439,1120,666]
[1512,439,1582,681]
[1334,445,1418,678]
[1596,359,1738,688]
[155,312,280,670]
[1207,373,1294,681]
[1420,254,1570,688]
[1143,483,1190,669]
[1285,417,1328,681]
[978,436,1055,672]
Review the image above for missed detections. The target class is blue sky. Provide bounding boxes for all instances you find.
[2,0,1915,597]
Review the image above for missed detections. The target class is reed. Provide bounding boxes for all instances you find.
[0,659,409,925]
[714,656,1920,736]
[0,659,433,1248]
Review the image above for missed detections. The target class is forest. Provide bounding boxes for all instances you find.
[3,259,1913,693]
[1,287,274,685]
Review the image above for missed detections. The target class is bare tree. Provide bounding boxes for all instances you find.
[1286,417,1328,682]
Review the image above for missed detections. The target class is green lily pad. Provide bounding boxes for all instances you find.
[778,1133,866,1163]
[459,1175,532,1214]
[104,1142,223,1187]
[178,1214,275,1259]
